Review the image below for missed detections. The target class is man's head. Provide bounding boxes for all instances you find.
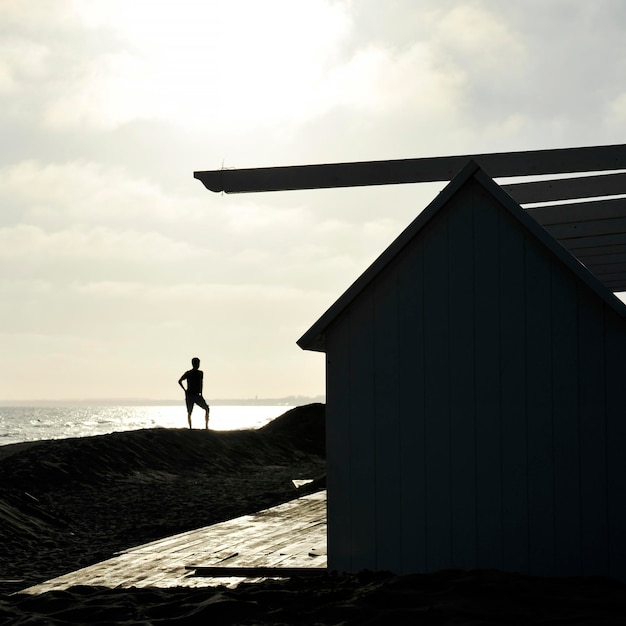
[191,357,200,369]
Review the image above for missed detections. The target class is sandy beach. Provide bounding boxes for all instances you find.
[1,403,626,624]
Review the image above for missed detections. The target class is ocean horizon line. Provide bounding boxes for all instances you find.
[0,395,326,408]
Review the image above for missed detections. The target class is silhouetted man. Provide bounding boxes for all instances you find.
[178,357,210,429]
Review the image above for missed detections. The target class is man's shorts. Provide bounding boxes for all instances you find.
[186,393,209,413]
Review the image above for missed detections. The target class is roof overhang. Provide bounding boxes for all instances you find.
[194,144,626,293]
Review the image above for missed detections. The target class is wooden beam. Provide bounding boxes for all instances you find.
[526,198,626,225]
[601,280,626,291]
[561,233,626,250]
[584,268,626,281]
[194,144,626,194]
[187,566,328,577]
[588,271,626,285]
[573,245,626,258]
[503,172,626,204]
[541,217,626,240]
[582,253,626,266]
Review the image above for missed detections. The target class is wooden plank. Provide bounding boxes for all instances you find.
[526,197,626,225]
[543,216,626,240]
[585,271,626,285]
[188,567,326,577]
[583,253,626,266]
[422,209,452,571]
[562,232,626,249]
[223,522,325,556]
[499,205,529,574]
[473,181,503,569]
[447,182,477,570]
[576,252,626,288]
[195,145,626,193]
[373,267,402,571]
[21,492,327,594]
[504,172,626,204]
[209,524,319,558]
[397,241,427,573]
[192,537,324,571]
[563,268,625,292]
[565,244,626,258]
[118,522,241,554]
[602,282,626,291]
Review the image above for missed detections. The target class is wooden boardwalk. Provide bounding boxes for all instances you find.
[22,491,326,594]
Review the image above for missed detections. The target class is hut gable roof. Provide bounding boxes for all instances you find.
[298,161,626,352]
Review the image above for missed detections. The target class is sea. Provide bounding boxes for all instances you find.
[0,404,295,447]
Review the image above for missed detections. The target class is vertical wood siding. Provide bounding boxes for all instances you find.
[525,231,555,574]
[324,176,626,579]
[551,272,581,575]
[422,208,452,571]
[499,210,529,573]
[605,310,626,579]
[325,322,351,569]
[577,296,608,574]
[346,295,376,571]
[397,243,427,572]
[473,182,504,570]
[448,186,477,570]
[373,271,402,570]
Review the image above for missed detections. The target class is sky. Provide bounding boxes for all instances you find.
[1,0,626,402]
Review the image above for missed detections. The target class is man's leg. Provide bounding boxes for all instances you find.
[196,395,210,429]
[186,394,194,429]
[198,396,209,429]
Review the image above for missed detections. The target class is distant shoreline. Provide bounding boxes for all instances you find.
[0,396,325,408]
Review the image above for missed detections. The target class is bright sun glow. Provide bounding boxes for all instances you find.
[59,0,351,130]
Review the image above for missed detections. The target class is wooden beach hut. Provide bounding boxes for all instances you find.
[195,145,626,580]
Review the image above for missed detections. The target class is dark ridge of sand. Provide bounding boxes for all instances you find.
[2,402,626,624]
[260,402,326,457]
[0,402,327,489]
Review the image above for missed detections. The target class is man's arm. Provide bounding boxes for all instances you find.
[178,372,188,392]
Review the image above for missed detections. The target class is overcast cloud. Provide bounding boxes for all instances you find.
[1,0,625,401]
